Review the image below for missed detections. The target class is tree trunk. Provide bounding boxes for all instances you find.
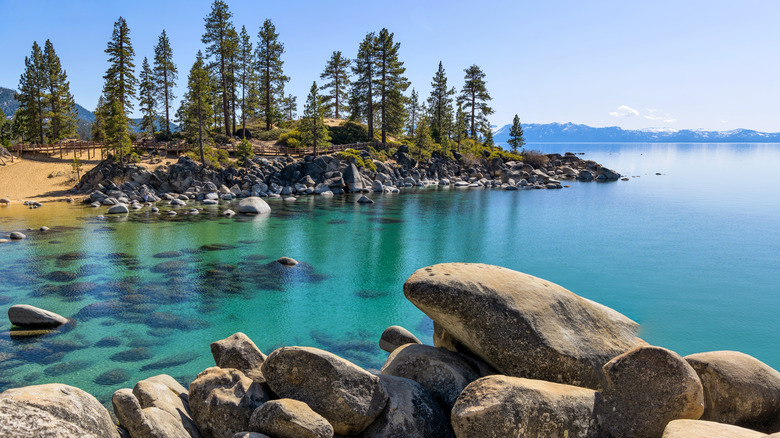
[367,61,373,140]
[198,89,205,167]
[470,89,476,138]
[265,59,272,131]
[164,69,170,135]
[381,55,386,144]
[221,56,230,136]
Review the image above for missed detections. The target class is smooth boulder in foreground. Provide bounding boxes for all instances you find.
[403,263,645,389]
[237,197,271,215]
[662,419,768,438]
[8,304,69,328]
[0,383,120,438]
[262,346,388,435]
[211,332,267,384]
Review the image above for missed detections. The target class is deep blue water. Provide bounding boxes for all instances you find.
[0,142,778,405]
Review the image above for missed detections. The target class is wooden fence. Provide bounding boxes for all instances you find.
[4,140,384,162]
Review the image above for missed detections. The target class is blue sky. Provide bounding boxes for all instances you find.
[1,0,778,131]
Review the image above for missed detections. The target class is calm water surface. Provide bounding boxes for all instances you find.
[1,143,778,406]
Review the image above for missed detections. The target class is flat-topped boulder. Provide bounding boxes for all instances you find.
[662,419,768,438]
[237,197,271,215]
[403,263,645,389]
[8,304,69,328]
[0,384,120,438]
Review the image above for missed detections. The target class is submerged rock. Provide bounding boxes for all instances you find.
[403,263,645,389]
[277,257,298,266]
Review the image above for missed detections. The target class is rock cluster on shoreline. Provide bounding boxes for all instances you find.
[73,148,622,212]
[3,263,780,437]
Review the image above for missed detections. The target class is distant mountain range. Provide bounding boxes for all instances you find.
[494,122,780,143]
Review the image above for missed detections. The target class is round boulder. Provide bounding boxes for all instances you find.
[248,399,333,438]
[211,332,267,383]
[261,346,388,436]
[189,367,270,438]
[0,383,120,438]
[379,325,421,353]
[380,343,481,412]
[237,197,271,215]
[8,304,69,328]
[597,345,704,438]
[277,257,298,266]
[685,350,780,433]
[9,232,26,240]
[107,204,130,214]
[451,375,600,438]
[662,419,767,438]
[403,263,645,390]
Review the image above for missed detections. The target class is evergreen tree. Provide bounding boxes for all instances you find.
[299,82,330,157]
[454,103,467,151]
[319,51,350,119]
[350,32,376,138]
[92,96,107,142]
[237,25,253,137]
[507,114,525,152]
[226,27,239,135]
[414,115,433,160]
[483,123,494,147]
[138,57,157,137]
[256,19,288,131]
[183,51,213,165]
[458,64,493,138]
[16,41,47,144]
[406,88,419,137]
[427,61,455,145]
[373,28,409,143]
[202,0,235,136]
[153,30,177,136]
[103,16,136,163]
[43,40,76,141]
[0,109,12,147]
[282,93,297,122]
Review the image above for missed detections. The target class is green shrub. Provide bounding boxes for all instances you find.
[186,145,229,169]
[255,128,289,141]
[336,148,376,172]
[279,130,302,146]
[328,121,371,145]
[212,133,230,145]
[236,138,254,162]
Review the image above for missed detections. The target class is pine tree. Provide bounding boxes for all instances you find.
[16,41,47,144]
[507,114,525,153]
[374,28,409,143]
[138,57,157,137]
[427,61,455,145]
[92,96,107,142]
[454,103,467,151]
[237,26,253,137]
[183,51,213,165]
[153,30,177,136]
[282,93,297,122]
[202,0,235,136]
[319,51,350,119]
[458,64,493,138]
[350,32,376,138]
[483,123,494,147]
[414,115,433,161]
[226,26,239,135]
[0,109,12,147]
[406,88,419,137]
[103,16,136,163]
[43,40,76,141]
[256,19,288,131]
[300,82,330,157]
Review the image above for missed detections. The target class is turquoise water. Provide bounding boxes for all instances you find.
[1,143,779,407]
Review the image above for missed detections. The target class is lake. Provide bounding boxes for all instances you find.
[1,142,779,406]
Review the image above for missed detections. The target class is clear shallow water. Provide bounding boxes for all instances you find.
[1,142,779,407]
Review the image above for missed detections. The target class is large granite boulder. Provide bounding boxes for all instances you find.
[343,163,365,192]
[451,375,601,438]
[248,398,333,438]
[188,367,270,438]
[113,374,201,438]
[598,345,704,438]
[378,325,421,353]
[237,197,271,215]
[261,346,388,435]
[662,419,768,438]
[107,204,130,214]
[380,343,480,413]
[0,383,120,438]
[685,350,780,433]
[8,304,69,328]
[362,374,453,438]
[403,263,645,389]
[211,332,267,383]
